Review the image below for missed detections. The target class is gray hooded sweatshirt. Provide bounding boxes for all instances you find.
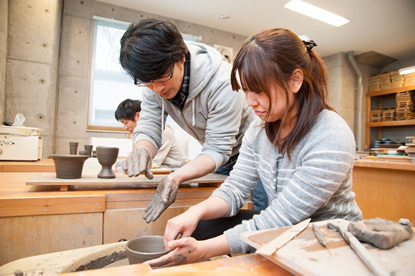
[134,42,255,170]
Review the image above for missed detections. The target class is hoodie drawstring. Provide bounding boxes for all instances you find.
[192,100,195,126]
[161,100,165,142]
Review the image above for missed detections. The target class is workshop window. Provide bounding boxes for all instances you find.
[88,17,144,130]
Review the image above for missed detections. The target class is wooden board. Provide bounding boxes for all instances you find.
[240,219,415,275]
[60,254,289,276]
[0,159,55,172]
[0,193,105,217]
[26,173,227,191]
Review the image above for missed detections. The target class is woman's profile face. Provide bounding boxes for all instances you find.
[245,82,295,123]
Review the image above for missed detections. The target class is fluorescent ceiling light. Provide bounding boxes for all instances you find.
[399,66,415,75]
[284,0,350,27]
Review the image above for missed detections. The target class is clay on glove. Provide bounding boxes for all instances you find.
[143,176,179,223]
[348,217,414,249]
[122,148,153,179]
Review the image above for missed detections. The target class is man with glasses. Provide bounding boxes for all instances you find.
[119,18,264,223]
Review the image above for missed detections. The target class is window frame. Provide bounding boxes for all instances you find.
[87,16,136,132]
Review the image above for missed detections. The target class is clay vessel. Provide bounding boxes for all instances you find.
[125,236,171,264]
[79,150,89,155]
[84,145,93,157]
[69,142,79,155]
[96,146,119,179]
[50,154,89,179]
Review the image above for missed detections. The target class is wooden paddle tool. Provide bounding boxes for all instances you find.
[256,218,311,256]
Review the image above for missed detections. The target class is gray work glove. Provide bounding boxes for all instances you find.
[143,176,179,223]
[122,148,154,179]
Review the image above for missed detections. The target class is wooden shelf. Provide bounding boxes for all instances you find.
[365,84,415,149]
[367,119,415,127]
[367,85,415,97]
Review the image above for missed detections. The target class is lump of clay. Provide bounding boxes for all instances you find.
[348,217,414,249]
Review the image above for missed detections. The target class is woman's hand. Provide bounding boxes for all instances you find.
[144,237,205,267]
[163,209,200,249]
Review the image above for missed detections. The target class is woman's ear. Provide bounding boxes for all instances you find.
[289,69,303,93]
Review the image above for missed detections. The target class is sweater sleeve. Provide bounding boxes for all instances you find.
[201,77,249,170]
[210,121,261,214]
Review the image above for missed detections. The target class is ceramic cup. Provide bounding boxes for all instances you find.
[84,145,93,157]
[69,142,79,155]
[50,154,89,179]
[125,235,171,264]
[96,146,119,179]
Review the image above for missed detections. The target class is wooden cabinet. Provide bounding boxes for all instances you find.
[353,160,415,221]
[365,85,415,149]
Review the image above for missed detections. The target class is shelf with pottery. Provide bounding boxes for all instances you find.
[365,84,415,149]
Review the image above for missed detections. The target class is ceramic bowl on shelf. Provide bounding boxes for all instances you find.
[50,154,89,179]
[125,235,171,264]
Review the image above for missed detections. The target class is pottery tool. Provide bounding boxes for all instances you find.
[174,232,182,240]
[327,221,389,276]
[312,223,328,248]
[256,218,311,256]
[312,223,333,257]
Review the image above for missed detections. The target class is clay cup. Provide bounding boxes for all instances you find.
[96,146,119,179]
[84,144,93,157]
[69,142,79,155]
[125,235,171,264]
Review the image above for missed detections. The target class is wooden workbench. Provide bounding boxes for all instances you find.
[63,254,290,275]
[353,159,415,221]
[0,160,227,266]
[2,158,415,268]
[0,159,55,172]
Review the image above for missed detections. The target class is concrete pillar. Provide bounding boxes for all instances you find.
[0,0,7,123]
[4,0,62,158]
[325,52,356,135]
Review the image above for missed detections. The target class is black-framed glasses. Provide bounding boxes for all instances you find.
[134,64,175,87]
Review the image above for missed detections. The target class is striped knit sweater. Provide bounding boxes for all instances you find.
[211,109,363,254]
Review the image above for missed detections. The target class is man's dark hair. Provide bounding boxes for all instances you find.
[119,18,189,83]
[115,99,142,121]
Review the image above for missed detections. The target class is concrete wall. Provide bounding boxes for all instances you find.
[0,0,7,124]
[4,0,62,158]
[382,55,415,73]
[325,53,355,132]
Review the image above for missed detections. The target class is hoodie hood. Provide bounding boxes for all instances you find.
[186,41,224,102]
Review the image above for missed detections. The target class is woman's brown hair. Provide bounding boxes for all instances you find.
[230,28,333,158]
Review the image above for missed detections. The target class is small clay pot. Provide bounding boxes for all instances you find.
[96,146,119,179]
[69,142,79,155]
[84,145,93,157]
[79,150,89,155]
[50,154,89,179]
[125,236,171,264]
